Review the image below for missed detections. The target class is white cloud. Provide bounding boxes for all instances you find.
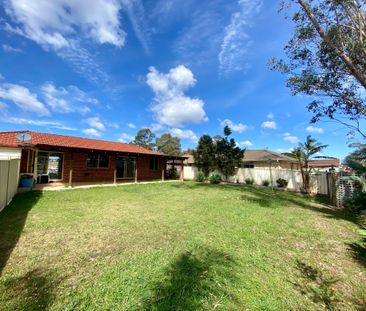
[150,123,164,133]
[170,128,198,142]
[4,0,126,49]
[82,128,102,137]
[261,121,277,129]
[146,65,207,127]
[266,113,274,119]
[283,132,299,144]
[239,140,253,147]
[0,83,49,116]
[0,102,7,110]
[1,116,76,130]
[220,119,248,133]
[86,117,105,131]
[306,125,324,134]
[218,0,262,74]
[118,132,134,143]
[2,44,23,53]
[41,82,97,114]
[128,123,136,129]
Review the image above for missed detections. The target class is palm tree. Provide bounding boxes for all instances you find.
[289,136,328,193]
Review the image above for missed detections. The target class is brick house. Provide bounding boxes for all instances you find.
[0,130,185,186]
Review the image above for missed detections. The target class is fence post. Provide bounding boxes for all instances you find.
[5,159,10,204]
[162,169,165,182]
[114,169,117,185]
[135,168,138,183]
[68,169,73,188]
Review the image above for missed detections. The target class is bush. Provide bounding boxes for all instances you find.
[195,172,207,183]
[262,180,270,187]
[209,174,222,184]
[245,178,254,185]
[345,191,366,212]
[166,168,178,179]
[276,178,288,188]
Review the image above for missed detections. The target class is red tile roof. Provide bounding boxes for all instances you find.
[308,159,341,168]
[0,130,165,156]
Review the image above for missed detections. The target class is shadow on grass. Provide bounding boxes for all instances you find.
[347,240,366,268]
[142,248,237,310]
[1,268,60,310]
[292,260,339,310]
[0,191,42,275]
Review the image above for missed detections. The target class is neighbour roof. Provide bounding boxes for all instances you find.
[0,130,165,156]
[243,150,297,163]
[308,159,341,168]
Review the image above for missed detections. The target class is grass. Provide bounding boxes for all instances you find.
[0,181,365,310]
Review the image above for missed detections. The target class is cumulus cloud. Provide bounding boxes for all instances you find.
[283,132,299,144]
[146,65,207,127]
[239,140,253,147]
[128,123,136,129]
[261,121,277,130]
[86,117,105,131]
[82,128,102,137]
[0,83,49,116]
[41,82,97,114]
[306,125,324,134]
[118,132,134,143]
[4,0,126,49]
[220,119,248,133]
[170,128,198,142]
[218,0,262,74]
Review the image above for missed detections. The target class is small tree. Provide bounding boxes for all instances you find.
[155,133,181,155]
[289,135,328,192]
[193,135,216,177]
[132,128,155,150]
[344,147,366,176]
[216,126,244,181]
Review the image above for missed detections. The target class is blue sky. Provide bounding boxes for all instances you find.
[0,0,357,159]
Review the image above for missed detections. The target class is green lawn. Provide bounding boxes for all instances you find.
[0,182,365,310]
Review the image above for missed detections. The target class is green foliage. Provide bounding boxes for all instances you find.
[276,178,288,188]
[272,0,366,139]
[344,148,366,176]
[262,180,270,187]
[215,127,244,180]
[155,133,181,155]
[345,191,366,212]
[132,128,155,150]
[209,174,222,184]
[195,172,207,183]
[193,135,216,177]
[245,178,254,185]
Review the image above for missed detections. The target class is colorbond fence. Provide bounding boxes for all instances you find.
[0,157,21,212]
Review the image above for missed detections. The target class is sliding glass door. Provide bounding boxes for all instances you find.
[36,152,64,181]
[116,157,136,179]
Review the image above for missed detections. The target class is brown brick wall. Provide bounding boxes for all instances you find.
[20,149,29,173]
[136,156,165,181]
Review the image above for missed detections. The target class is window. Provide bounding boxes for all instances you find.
[87,154,109,168]
[149,157,159,171]
[242,162,254,168]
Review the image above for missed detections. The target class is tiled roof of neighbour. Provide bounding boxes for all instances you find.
[0,130,165,156]
[308,159,341,168]
[243,150,297,162]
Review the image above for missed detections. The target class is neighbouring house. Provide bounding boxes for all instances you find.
[242,150,299,170]
[308,158,341,172]
[183,153,195,166]
[0,130,186,187]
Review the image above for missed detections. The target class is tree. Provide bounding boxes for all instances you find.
[344,147,366,175]
[132,128,155,150]
[215,126,244,180]
[288,135,328,192]
[271,0,366,139]
[193,135,216,177]
[155,133,181,155]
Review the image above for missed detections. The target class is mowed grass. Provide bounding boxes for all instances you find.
[0,182,365,310]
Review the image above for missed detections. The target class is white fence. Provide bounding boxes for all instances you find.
[0,151,21,212]
[184,166,330,195]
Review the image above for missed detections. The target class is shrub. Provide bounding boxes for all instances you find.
[345,191,366,212]
[209,174,222,184]
[276,178,288,188]
[195,172,207,183]
[262,180,270,187]
[166,168,178,179]
[245,178,254,185]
